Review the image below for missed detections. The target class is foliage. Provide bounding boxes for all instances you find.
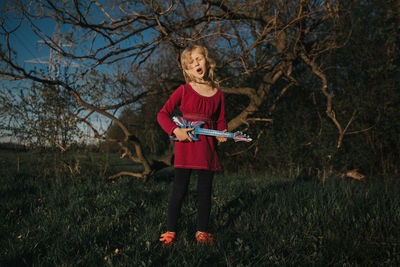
[214,0,400,178]
[0,81,79,148]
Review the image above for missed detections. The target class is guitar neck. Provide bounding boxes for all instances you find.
[195,128,234,139]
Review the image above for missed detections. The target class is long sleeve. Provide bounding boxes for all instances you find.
[157,85,184,135]
[216,91,227,131]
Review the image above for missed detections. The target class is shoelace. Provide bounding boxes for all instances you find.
[196,232,215,245]
[159,232,175,245]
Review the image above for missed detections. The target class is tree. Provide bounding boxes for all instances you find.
[1,0,364,178]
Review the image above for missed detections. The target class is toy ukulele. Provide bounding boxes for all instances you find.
[169,116,252,142]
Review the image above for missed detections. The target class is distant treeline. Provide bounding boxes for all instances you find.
[0,142,28,152]
[0,141,123,154]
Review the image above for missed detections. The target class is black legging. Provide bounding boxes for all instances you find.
[167,168,214,232]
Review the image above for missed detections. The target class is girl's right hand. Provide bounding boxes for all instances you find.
[173,127,194,142]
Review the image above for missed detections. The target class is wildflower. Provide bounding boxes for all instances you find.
[114,248,119,254]
[104,256,108,261]
[17,235,23,239]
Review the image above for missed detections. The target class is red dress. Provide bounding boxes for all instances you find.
[157,84,227,171]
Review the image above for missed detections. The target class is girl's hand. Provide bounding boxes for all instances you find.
[173,127,194,142]
[216,129,228,143]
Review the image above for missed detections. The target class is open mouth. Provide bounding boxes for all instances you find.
[196,67,203,75]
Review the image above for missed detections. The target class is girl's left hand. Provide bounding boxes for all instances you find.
[216,129,228,143]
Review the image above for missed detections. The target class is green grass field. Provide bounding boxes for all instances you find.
[1,150,399,266]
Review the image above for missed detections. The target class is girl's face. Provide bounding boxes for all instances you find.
[186,49,207,81]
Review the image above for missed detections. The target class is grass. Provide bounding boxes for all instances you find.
[1,150,400,266]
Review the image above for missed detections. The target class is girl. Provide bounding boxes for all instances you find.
[157,45,227,245]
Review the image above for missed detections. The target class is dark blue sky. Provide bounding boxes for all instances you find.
[2,17,57,69]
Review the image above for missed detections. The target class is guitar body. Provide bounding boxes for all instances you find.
[169,116,205,141]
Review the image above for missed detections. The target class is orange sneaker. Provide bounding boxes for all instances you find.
[195,232,215,245]
[159,232,175,245]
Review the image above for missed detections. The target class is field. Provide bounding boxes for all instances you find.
[1,150,400,266]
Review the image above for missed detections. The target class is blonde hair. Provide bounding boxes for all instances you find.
[180,45,217,86]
